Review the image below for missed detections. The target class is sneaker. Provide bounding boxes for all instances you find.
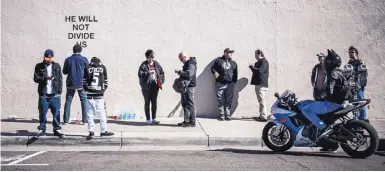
[218,115,225,121]
[54,130,65,138]
[225,116,232,121]
[190,123,196,127]
[178,121,190,127]
[365,119,370,124]
[100,131,114,137]
[254,116,267,122]
[35,130,46,137]
[86,131,94,140]
[152,119,160,125]
[146,120,152,125]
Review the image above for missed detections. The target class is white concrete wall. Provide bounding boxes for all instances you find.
[1,0,385,119]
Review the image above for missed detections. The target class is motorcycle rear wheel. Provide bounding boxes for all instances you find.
[340,120,379,158]
[263,122,293,152]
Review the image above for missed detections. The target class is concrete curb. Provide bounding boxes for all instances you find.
[1,134,383,151]
[1,133,261,148]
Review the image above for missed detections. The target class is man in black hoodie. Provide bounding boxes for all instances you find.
[83,57,114,140]
[175,52,197,127]
[211,48,238,121]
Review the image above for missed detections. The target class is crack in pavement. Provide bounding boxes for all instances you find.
[275,154,310,170]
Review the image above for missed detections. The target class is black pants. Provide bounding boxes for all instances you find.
[181,87,196,124]
[141,83,159,120]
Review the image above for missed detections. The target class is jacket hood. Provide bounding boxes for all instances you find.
[187,57,197,65]
[90,57,102,67]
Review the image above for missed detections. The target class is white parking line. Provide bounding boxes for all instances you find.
[7,151,47,165]
[1,164,49,166]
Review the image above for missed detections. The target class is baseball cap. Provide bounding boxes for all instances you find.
[44,49,54,57]
[224,48,235,53]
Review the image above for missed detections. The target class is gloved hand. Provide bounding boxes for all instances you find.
[214,72,219,79]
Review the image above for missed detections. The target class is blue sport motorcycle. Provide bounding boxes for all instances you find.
[262,90,379,158]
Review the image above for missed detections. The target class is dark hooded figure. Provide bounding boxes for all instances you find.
[83,57,114,140]
[300,49,348,152]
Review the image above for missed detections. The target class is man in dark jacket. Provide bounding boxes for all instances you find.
[249,49,269,121]
[347,46,369,122]
[83,57,114,140]
[63,44,89,124]
[138,49,165,125]
[311,53,327,100]
[33,49,65,138]
[176,52,197,127]
[211,48,238,121]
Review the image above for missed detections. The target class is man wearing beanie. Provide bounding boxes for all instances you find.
[63,44,89,124]
[33,49,65,138]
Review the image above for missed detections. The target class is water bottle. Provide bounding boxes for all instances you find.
[127,111,132,120]
[132,113,136,120]
[122,111,127,120]
[8,115,17,120]
[120,110,124,120]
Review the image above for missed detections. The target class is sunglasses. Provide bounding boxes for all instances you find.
[348,51,355,54]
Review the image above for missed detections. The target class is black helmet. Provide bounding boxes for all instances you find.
[324,49,341,71]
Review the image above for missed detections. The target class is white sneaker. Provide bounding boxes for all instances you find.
[146,120,152,125]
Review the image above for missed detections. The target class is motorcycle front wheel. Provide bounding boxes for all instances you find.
[340,120,379,158]
[262,122,293,152]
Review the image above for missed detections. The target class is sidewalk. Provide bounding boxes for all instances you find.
[1,117,384,151]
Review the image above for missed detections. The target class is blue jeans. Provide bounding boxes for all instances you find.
[63,88,87,123]
[38,95,61,132]
[356,90,367,120]
[301,101,341,129]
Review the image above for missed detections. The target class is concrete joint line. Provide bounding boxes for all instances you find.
[196,119,210,147]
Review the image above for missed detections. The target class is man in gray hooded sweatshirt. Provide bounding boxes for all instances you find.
[175,52,197,127]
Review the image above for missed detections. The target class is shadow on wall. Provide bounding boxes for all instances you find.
[167,58,249,118]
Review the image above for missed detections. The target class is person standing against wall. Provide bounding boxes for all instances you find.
[63,44,89,125]
[311,53,327,100]
[33,49,65,138]
[138,50,165,125]
[249,49,270,122]
[176,52,197,127]
[83,57,114,140]
[347,46,369,123]
[211,48,238,121]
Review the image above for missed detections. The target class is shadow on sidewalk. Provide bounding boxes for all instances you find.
[1,118,43,124]
[1,130,86,146]
[102,119,180,127]
[210,148,352,159]
[375,151,385,157]
[167,58,248,119]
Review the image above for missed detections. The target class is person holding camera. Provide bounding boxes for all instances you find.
[138,49,165,125]
[33,49,65,138]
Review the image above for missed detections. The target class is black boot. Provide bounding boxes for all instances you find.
[86,131,94,140]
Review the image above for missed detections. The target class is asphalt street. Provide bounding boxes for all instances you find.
[1,148,384,171]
